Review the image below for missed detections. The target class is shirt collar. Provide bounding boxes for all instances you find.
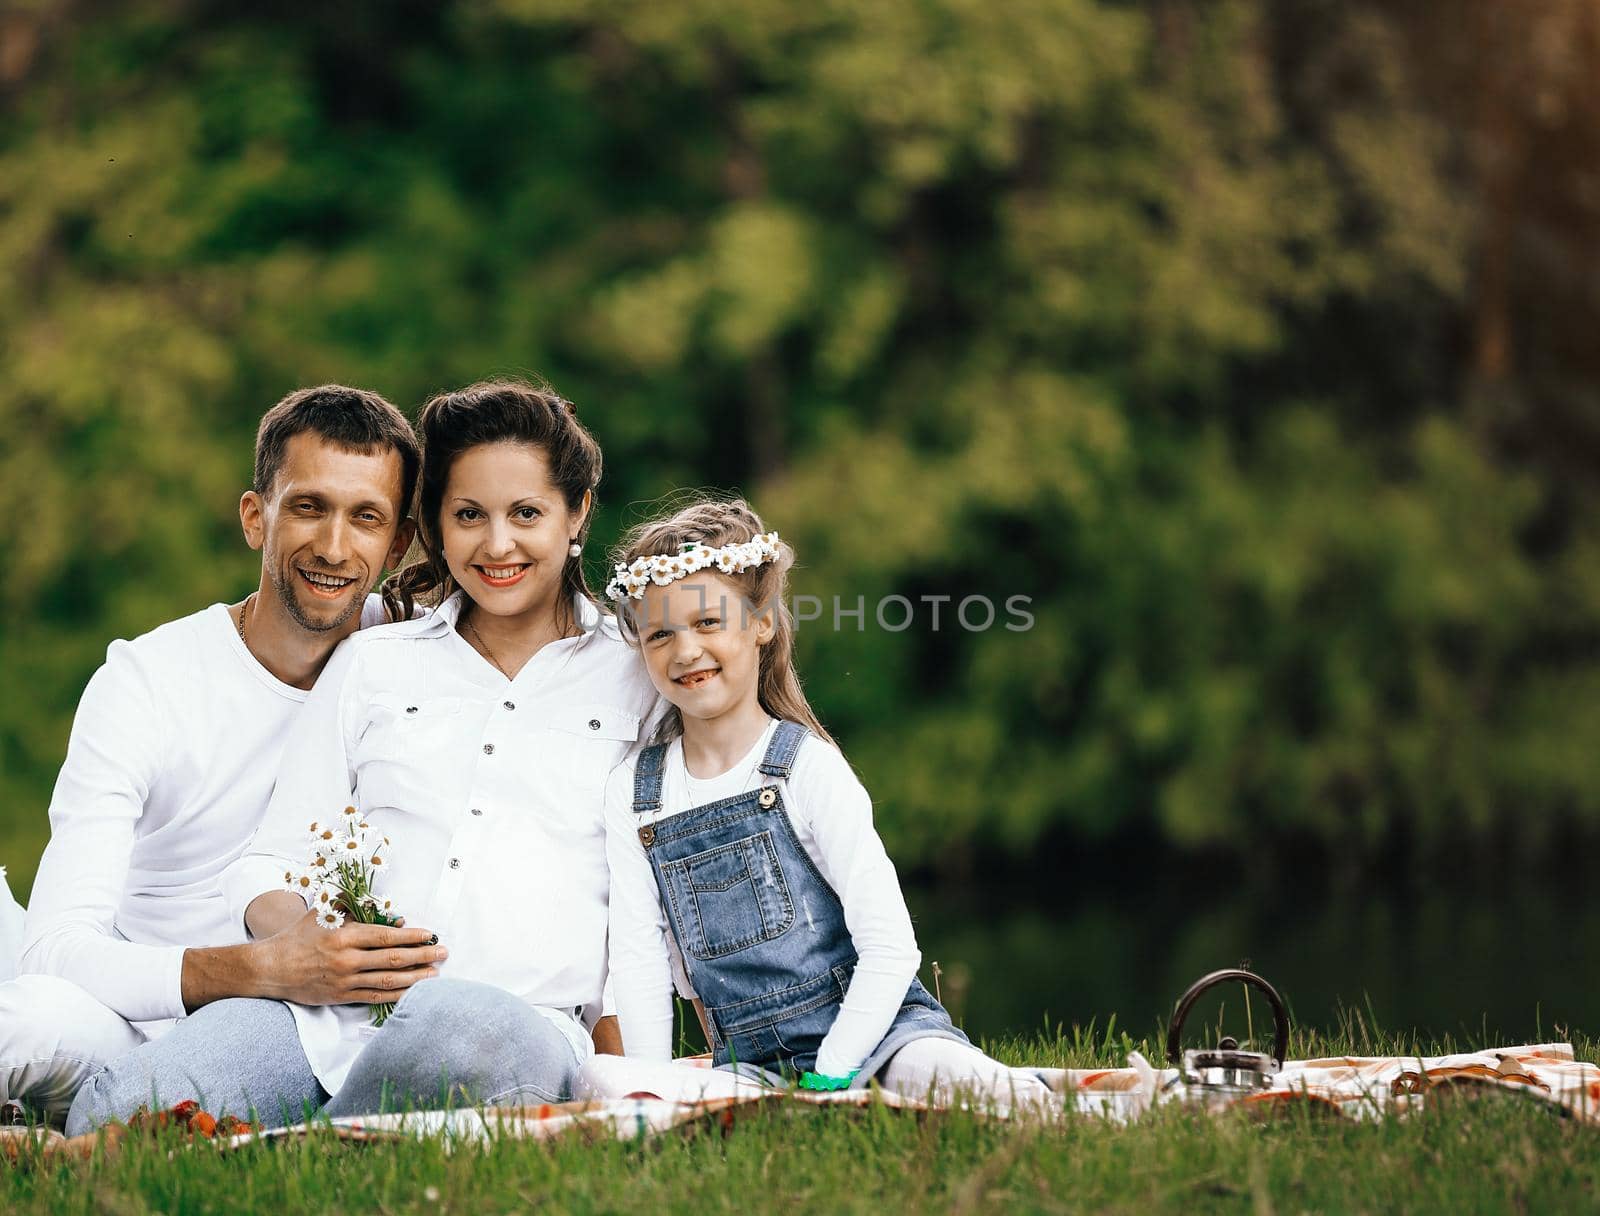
[413,589,610,641]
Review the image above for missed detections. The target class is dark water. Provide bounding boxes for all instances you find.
[904,873,1599,1048]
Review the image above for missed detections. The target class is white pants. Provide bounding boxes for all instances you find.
[578,1054,769,1104]
[0,975,145,1123]
[579,1038,1058,1116]
[879,1037,1057,1115]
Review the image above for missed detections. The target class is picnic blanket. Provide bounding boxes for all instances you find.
[1079,1040,1600,1124]
[7,1041,1593,1165]
[210,1041,1599,1149]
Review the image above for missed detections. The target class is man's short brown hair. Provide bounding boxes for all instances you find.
[253,385,420,515]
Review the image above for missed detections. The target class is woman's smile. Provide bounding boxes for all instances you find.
[473,562,530,588]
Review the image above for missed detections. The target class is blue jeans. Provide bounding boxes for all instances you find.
[65,978,582,1135]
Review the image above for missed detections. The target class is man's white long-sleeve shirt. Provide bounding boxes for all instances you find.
[221,593,660,1094]
[19,603,373,1025]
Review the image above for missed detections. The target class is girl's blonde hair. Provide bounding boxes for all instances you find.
[613,497,835,748]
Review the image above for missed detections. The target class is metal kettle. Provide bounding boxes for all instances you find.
[1165,968,1290,1103]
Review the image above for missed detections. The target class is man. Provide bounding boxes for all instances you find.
[0,385,447,1125]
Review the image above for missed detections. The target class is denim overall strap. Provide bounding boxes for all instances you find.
[632,743,668,816]
[757,720,808,779]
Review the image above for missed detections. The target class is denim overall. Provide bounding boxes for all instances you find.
[632,720,968,1085]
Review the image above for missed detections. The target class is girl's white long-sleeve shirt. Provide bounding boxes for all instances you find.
[604,719,923,1078]
[221,592,660,1094]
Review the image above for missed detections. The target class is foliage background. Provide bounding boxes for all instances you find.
[3,0,1598,903]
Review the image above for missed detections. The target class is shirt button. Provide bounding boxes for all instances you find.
[503,700,516,711]
[589,719,601,731]
[483,743,495,755]
[449,858,461,869]
[470,807,483,817]
[405,706,418,715]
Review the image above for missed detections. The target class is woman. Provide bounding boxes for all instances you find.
[69,381,659,1131]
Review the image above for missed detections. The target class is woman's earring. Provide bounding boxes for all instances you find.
[568,541,583,558]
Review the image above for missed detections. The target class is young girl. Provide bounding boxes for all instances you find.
[590,498,1054,1112]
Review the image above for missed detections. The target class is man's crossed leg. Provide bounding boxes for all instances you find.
[1,976,144,1125]
[66,978,581,1135]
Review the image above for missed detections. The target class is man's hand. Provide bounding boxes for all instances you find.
[251,909,447,1006]
[180,894,447,1012]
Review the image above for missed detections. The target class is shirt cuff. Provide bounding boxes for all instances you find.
[813,958,921,1078]
[157,943,188,1021]
[220,855,296,936]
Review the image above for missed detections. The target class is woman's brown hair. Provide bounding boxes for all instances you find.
[383,380,603,632]
[611,497,835,747]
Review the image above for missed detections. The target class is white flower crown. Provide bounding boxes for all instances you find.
[606,532,782,601]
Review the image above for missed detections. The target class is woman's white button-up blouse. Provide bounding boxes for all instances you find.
[221,592,661,1094]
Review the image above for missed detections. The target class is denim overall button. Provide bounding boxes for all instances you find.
[638,825,656,847]
[758,787,777,808]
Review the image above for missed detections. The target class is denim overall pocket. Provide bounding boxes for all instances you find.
[660,831,795,960]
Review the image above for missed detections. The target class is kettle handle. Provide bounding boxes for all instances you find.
[1165,968,1290,1067]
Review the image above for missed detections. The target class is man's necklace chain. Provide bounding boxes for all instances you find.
[236,593,255,648]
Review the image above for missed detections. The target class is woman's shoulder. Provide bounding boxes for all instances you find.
[579,609,637,663]
[577,611,660,703]
[316,606,448,691]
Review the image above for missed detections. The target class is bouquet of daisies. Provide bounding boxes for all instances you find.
[284,805,402,1024]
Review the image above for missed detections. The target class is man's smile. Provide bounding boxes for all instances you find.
[297,567,359,598]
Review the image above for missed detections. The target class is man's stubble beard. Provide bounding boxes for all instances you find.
[267,560,366,634]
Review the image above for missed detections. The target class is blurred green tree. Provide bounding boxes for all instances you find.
[1,0,1596,897]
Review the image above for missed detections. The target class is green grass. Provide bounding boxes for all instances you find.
[6,1024,1597,1215]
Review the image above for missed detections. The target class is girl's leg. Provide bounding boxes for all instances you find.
[65,998,322,1135]
[879,1037,1057,1115]
[577,1054,767,1103]
[325,978,581,1115]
